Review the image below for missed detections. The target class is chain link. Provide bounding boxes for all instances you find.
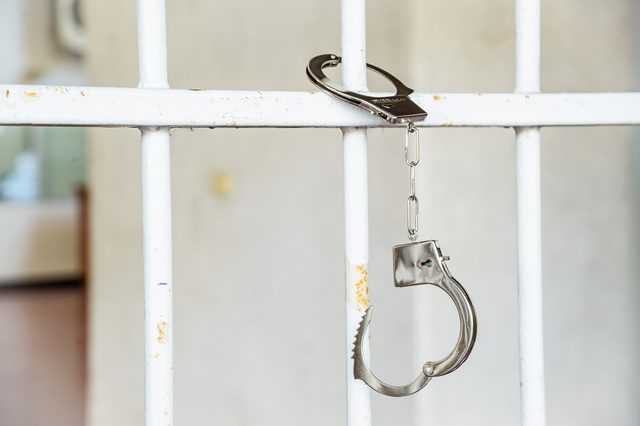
[405,122,420,241]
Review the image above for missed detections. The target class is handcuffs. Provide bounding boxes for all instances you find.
[307,54,477,397]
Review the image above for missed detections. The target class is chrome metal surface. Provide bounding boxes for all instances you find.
[353,307,432,397]
[407,196,419,242]
[306,54,428,124]
[404,122,420,166]
[353,240,477,396]
[405,123,420,241]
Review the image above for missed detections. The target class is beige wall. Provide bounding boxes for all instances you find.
[410,1,639,425]
[87,0,639,425]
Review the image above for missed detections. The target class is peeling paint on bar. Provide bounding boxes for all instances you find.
[346,262,370,313]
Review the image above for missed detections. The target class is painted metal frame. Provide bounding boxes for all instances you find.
[0,0,637,425]
[2,88,640,127]
[137,0,174,424]
[341,1,372,423]
[515,1,546,425]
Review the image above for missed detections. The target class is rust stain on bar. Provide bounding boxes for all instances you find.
[157,321,168,343]
[354,264,369,311]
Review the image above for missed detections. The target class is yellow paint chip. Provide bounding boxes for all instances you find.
[157,321,168,343]
[354,264,369,310]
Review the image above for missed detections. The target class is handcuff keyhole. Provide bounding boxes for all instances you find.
[420,259,433,268]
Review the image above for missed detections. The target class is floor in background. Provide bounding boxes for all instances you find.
[0,279,85,426]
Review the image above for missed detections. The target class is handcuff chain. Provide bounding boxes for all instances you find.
[405,122,420,241]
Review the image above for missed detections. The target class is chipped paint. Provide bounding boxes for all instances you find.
[24,91,38,98]
[80,91,86,96]
[433,95,441,101]
[157,321,168,343]
[347,261,369,312]
[4,90,9,98]
[354,264,369,310]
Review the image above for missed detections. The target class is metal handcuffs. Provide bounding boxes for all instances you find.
[354,240,477,396]
[306,53,427,124]
[307,54,478,397]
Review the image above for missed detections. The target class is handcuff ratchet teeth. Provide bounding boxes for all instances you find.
[306,53,427,124]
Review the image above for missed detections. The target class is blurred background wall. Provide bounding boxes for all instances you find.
[0,1,87,425]
[0,0,626,425]
[0,0,85,280]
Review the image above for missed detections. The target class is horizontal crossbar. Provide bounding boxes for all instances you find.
[1,85,639,128]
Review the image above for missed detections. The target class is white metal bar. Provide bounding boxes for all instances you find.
[343,129,371,426]
[137,0,173,425]
[515,0,540,92]
[515,0,546,425]
[2,86,640,128]
[341,0,371,425]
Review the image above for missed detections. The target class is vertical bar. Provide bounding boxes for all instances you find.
[341,1,371,425]
[515,0,546,425]
[136,1,173,425]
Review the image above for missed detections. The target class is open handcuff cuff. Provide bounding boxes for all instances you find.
[307,54,477,397]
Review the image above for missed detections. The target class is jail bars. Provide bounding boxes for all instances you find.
[2,89,640,127]
[515,1,546,425]
[341,0,372,423]
[137,0,174,425]
[1,0,640,425]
